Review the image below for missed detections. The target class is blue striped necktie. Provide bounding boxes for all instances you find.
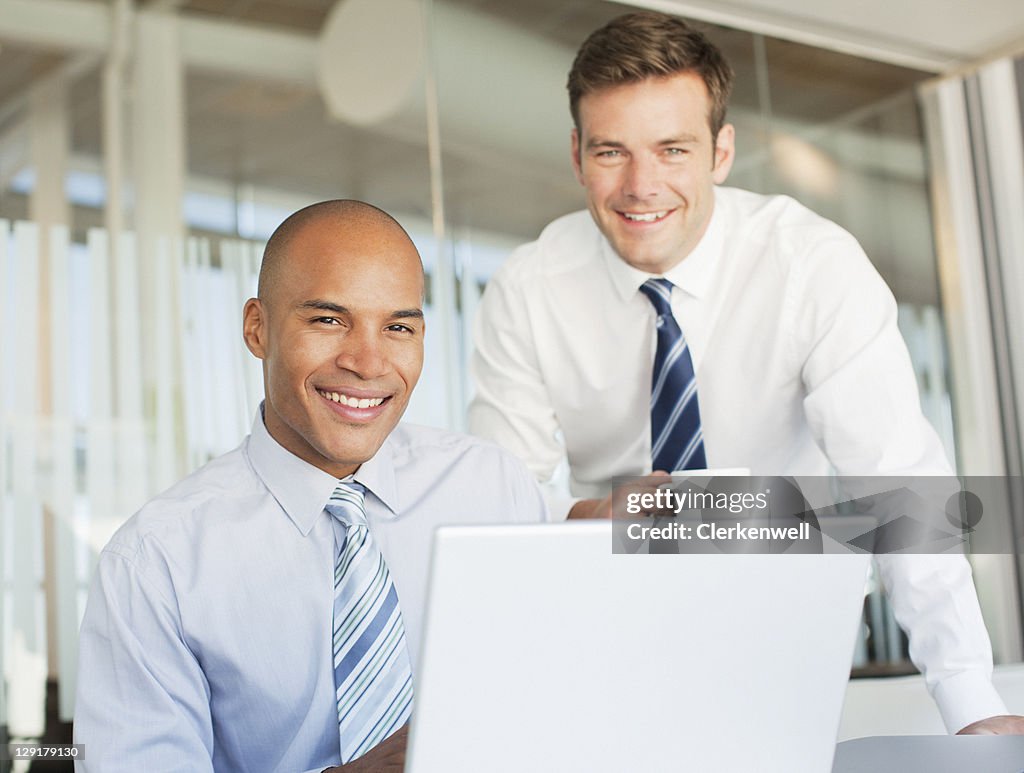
[327,482,413,763]
[639,278,707,472]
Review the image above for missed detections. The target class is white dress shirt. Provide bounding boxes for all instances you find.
[74,412,548,773]
[469,185,1007,732]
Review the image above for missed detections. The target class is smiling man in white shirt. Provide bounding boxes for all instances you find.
[469,11,1024,735]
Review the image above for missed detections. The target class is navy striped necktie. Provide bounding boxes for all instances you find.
[639,278,707,472]
[327,481,413,762]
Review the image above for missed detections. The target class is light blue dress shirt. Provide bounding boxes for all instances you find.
[74,413,548,772]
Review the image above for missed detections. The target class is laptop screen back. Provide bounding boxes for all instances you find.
[406,521,870,773]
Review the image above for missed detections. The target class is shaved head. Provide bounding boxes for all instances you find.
[257,199,422,304]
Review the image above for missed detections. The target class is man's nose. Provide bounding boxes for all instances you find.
[621,154,661,200]
[336,328,389,379]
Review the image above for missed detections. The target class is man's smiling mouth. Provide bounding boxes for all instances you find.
[316,389,387,409]
[620,210,671,223]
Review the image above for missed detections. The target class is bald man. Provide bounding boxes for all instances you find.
[74,201,548,773]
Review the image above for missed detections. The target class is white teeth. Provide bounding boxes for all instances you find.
[319,389,384,408]
[623,211,668,222]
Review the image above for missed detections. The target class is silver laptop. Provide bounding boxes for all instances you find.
[405,521,870,773]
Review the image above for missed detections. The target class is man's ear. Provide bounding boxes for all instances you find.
[571,128,585,185]
[242,298,267,360]
[711,123,735,184]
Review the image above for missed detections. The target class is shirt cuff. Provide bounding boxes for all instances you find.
[541,489,578,521]
[931,669,1008,733]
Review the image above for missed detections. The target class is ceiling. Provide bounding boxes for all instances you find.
[147,0,1024,69]
[641,0,1024,69]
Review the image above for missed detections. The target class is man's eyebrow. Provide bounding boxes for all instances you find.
[391,309,424,320]
[298,300,348,314]
[659,134,700,144]
[585,138,625,149]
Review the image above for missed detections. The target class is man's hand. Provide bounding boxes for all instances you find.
[323,725,409,772]
[567,472,672,520]
[956,714,1024,734]
[568,496,612,519]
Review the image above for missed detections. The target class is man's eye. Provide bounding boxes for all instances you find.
[665,147,688,155]
[596,149,622,158]
[314,317,340,325]
[386,324,414,334]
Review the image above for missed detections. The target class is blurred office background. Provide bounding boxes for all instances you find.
[0,0,1023,761]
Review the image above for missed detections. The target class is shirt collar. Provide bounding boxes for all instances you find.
[602,186,725,302]
[246,405,401,536]
[350,434,399,517]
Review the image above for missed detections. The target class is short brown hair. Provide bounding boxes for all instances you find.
[567,12,733,140]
